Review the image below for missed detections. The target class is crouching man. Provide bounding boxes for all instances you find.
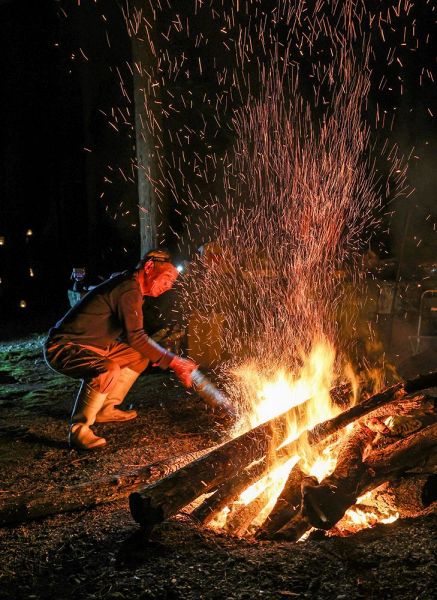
[44,249,197,450]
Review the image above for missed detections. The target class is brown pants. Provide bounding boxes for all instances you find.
[44,340,149,394]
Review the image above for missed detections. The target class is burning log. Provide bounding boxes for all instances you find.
[303,423,376,529]
[303,372,435,446]
[301,421,437,531]
[256,462,307,538]
[130,372,437,533]
[129,400,310,532]
[225,488,272,536]
[191,457,273,525]
[364,393,434,420]
[269,475,318,541]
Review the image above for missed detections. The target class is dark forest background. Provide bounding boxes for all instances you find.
[0,0,435,336]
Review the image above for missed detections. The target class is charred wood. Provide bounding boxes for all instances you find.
[256,462,306,538]
[129,372,437,533]
[302,421,437,531]
[191,457,272,525]
[225,489,272,536]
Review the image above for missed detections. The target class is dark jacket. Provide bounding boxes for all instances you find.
[47,271,172,367]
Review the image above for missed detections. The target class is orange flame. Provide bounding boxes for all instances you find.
[211,340,398,535]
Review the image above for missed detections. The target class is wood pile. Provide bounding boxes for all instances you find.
[129,372,437,539]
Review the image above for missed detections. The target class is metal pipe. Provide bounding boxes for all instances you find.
[191,369,237,418]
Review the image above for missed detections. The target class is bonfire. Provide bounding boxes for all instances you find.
[126,0,437,543]
[129,351,437,541]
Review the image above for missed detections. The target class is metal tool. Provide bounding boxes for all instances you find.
[191,369,237,418]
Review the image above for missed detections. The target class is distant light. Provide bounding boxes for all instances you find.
[29,268,35,277]
[19,300,27,309]
[0,236,5,246]
[26,229,33,237]
[176,264,184,273]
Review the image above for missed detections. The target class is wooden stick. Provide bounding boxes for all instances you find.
[0,448,210,526]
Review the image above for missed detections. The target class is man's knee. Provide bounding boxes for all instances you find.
[90,360,121,394]
[129,358,149,373]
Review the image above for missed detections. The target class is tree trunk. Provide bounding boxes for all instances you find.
[130,1,166,252]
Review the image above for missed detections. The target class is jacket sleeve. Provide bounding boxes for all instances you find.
[116,284,175,368]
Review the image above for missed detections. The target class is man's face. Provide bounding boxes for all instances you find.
[142,263,179,297]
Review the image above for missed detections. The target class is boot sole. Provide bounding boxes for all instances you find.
[70,439,107,451]
[95,414,137,424]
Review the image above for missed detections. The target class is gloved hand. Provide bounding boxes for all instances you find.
[169,356,198,388]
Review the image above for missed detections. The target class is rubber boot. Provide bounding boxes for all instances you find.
[69,382,107,450]
[95,367,139,423]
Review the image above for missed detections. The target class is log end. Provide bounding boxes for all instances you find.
[129,492,164,534]
[303,484,355,530]
[270,513,311,542]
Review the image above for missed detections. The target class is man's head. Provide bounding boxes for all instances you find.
[137,249,179,297]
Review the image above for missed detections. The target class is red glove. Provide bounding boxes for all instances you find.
[169,356,198,388]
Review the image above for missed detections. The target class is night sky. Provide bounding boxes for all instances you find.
[0,0,435,335]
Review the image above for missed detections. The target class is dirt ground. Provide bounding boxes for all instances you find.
[0,335,436,600]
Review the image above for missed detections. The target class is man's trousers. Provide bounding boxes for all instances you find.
[44,339,149,393]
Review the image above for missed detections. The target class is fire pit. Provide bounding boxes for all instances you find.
[129,364,437,542]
